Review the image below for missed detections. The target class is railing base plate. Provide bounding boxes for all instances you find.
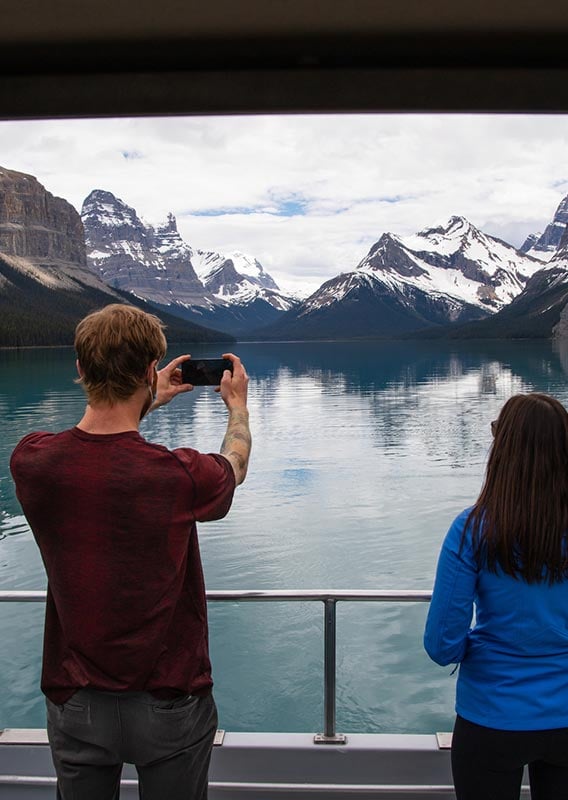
[313,733,347,745]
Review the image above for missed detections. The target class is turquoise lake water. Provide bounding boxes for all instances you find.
[2,339,568,734]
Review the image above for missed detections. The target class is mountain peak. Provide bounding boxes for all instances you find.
[418,215,475,240]
[83,189,120,206]
[521,193,568,260]
[156,212,178,234]
[81,190,148,247]
[446,214,470,228]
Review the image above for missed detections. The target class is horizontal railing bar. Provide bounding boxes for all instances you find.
[0,775,531,795]
[208,590,433,602]
[214,784,456,795]
[208,782,527,795]
[0,589,432,603]
[0,591,46,602]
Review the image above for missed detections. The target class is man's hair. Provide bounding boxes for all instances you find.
[466,393,568,584]
[75,304,167,405]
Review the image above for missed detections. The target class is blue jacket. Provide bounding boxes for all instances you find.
[424,508,568,730]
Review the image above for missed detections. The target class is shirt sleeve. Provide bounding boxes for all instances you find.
[423,509,478,666]
[172,449,236,522]
[10,432,51,489]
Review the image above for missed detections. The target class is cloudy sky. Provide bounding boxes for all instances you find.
[1,114,567,295]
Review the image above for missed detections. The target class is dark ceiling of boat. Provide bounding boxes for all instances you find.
[2,0,568,117]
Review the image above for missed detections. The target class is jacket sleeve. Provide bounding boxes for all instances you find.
[424,510,478,666]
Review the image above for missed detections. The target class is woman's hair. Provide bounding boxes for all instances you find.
[74,304,167,405]
[466,393,568,583]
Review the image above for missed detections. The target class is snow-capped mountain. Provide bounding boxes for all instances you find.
[82,190,298,335]
[422,225,568,340]
[82,191,206,305]
[193,249,277,293]
[521,194,568,261]
[254,216,545,340]
[191,249,295,312]
[369,216,545,308]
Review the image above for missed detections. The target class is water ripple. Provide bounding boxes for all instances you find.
[0,513,30,539]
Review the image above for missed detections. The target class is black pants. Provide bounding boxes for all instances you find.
[451,715,568,800]
[46,689,218,800]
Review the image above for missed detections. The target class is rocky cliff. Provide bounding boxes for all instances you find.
[521,194,568,261]
[0,166,85,264]
[0,166,116,293]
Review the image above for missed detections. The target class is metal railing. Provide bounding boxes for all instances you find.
[0,774,533,797]
[0,775,462,794]
[0,588,431,743]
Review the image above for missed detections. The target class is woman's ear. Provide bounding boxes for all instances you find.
[76,359,84,379]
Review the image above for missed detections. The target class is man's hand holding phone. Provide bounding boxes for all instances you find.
[217,353,249,411]
[151,351,251,486]
[151,354,194,410]
[218,353,251,485]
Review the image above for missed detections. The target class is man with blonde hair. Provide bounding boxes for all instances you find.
[10,303,251,800]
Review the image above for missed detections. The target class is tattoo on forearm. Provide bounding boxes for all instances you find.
[221,430,252,455]
[225,451,247,472]
[221,411,251,482]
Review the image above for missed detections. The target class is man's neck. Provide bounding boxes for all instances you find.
[76,393,146,435]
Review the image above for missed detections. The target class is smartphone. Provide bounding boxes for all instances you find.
[181,358,233,386]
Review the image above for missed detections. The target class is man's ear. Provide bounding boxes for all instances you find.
[76,359,84,379]
[146,360,158,385]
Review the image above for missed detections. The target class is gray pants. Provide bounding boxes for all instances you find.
[46,689,218,800]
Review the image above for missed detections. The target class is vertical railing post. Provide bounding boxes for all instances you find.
[314,599,347,744]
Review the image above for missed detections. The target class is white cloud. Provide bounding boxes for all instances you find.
[0,113,567,292]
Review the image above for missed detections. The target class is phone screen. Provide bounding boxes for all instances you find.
[180,358,233,386]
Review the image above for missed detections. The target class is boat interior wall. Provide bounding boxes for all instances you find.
[2,0,568,117]
[4,0,568,44]
[0,731,532,799]
[0,730,453,800]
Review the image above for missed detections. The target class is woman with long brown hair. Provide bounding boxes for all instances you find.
[425,393,568,800]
